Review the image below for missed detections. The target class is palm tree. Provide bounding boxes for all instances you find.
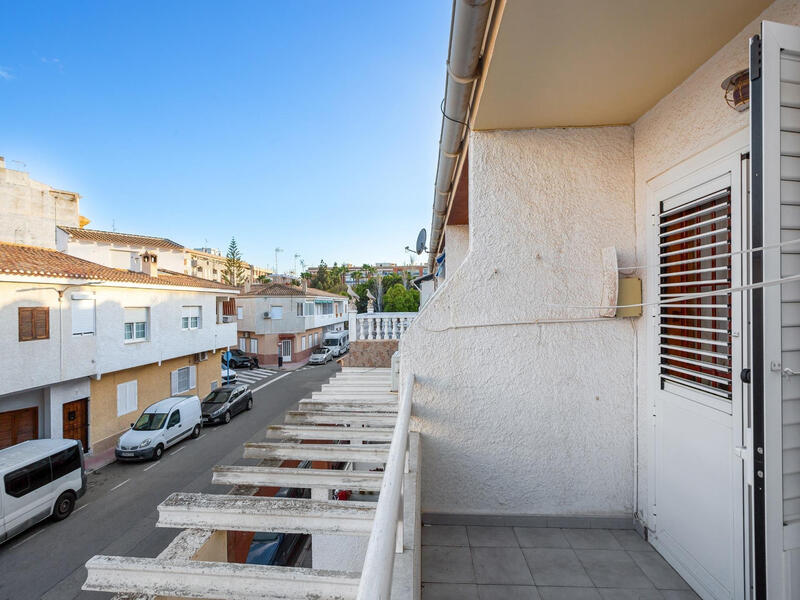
[352,270,363,285]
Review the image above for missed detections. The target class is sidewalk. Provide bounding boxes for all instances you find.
[85,446,116,473]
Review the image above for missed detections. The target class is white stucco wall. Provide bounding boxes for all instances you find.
[444,224,469,275]
[0,279,236,397]
[62,239,186,273]
[0,166,79,249]
[401,126,636,516]
[630,0,800,526]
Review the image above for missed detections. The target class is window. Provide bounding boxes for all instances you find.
[210,380,218,391]
[167,410,181,428]
[301,335,306,351]
[117,380,138,416]
[4,457,52,498]
[181,306,201,330]
[297,302,303,316]
[250,338,258,354]
[51,444,81,479]
[239,338,247,352]
[271,306,283,320]
[658,188,732,399]
[71,298,95,335]
[237,306,244,320]
[314,332,319,346]
[171,366,196,394]
[124,307,148,342]
[18,307,49,341]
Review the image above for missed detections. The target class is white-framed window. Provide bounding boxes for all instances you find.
[301,336,306,351]
[170,365,196,395]
[239,337,247,352]
[314,332,319,346]
[271,306,283,320]
[71,298,95,336]
[237,306,244,320]
[306,302,315,316]
[297,302,303,316]
[181,306,201,330]
[124,307,149,342]
[250,338,258,354]
[116,380,138,416]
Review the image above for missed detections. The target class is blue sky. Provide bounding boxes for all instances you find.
[0,1,450,272]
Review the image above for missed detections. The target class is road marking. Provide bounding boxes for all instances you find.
[198,433,207,439]
[252,371,292,393]
[10,529,43,549]
[109,478,131,492]
[74,503,90,513]
[169,446,186,456]
[143,461,160,471]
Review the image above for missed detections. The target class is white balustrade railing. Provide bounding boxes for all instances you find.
[350,312,417,341]
[356,372,413,600]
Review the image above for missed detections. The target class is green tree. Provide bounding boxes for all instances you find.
[354,279,377,313]
[351,270,363,285]
[222,237,246,286]
[381,273,404,293]
[383,283,420,312]
[256,274,271,284]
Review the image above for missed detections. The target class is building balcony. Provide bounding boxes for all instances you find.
[311,312,348,329]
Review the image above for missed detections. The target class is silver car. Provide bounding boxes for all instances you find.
[308,347,333,364]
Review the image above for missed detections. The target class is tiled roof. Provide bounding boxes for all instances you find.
[240,282,345,299]
[58,227,184,250]
[0,242,237,291]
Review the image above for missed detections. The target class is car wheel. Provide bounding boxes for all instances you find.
[152,444,164,460]
[191,424,201,439]
[246,397,253,410]
[224,411,231,424]
[52,491,76,521]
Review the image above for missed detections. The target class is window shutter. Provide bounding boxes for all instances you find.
[658,187,732,400]
[170,370,179,395]
[71,299,95,335]
[189,366,196,390]
[18,308,33,341]
[33,308,49,339]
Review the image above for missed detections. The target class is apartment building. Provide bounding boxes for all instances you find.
[235,282,346,366]
[185,247,271,284]
[0,242,237,454]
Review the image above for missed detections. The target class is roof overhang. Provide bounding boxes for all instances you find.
[473,0,772,130]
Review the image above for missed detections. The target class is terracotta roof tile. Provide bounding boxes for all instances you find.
[58,226,184,250]
[240,282,345,298]
[0,242,237,291]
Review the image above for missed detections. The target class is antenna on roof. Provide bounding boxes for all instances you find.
[112,219,116,232]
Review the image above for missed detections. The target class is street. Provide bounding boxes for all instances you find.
[0,361,339,600]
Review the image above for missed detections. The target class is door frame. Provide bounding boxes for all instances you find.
[281,339,292,362]
[646,128,750,600]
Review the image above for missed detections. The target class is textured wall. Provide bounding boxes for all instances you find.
[445,225,469,274]
[341,340,399,368]
[401,127,636,516]
[631,0,800,524]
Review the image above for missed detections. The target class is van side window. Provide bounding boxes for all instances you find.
[51,444,81,479]
[167,410,180,428]
[4,457,52,498]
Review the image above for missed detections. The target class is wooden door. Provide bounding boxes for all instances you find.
[0,407,39,449]
[62,398,88,451]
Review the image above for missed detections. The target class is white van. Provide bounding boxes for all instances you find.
[322,330,350,357]
[0,438,87,544]
[115,395,202,461]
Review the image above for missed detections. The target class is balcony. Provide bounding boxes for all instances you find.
[350,312,417,341]
[312,311,348,329]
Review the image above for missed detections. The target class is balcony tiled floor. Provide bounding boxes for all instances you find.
[421,525,699,600]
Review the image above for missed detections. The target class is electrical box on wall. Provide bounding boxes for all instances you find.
[617,277,642,317]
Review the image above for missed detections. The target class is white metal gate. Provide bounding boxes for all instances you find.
[650,148,747,600]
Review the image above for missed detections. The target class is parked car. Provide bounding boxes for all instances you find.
[224,349,259,370]
[322,330,349,356]
[115,395,202,461]
[221,363,238,385]
[245,466,311,566]
[0,439,87,544]
[308,347,333,365]
[201,384,253,425]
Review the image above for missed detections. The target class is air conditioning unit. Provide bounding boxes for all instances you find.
[263,311,270,319]
[193,351,209,363]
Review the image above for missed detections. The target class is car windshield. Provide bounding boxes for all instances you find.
[203,390,232,404]
[133,412,168,431]
[312,348,327,354]
[323,339,337,346]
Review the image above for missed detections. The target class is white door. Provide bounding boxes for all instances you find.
[750,21,800,600]
[281,340,292,362]
[649,149,747,600]
[250,338,258,354]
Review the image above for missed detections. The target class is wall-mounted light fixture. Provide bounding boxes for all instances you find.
[721,68,750,112]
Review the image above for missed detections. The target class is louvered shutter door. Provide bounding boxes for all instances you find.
[18,308,33,341]
[170,370,179,395]
[33,308,48,339]
[658,188,733,400]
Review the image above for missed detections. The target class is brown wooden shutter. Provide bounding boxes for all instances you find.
[33,308,49,339]
[18,308,33,341]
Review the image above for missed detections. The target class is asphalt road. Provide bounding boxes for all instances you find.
[0,361,339,600]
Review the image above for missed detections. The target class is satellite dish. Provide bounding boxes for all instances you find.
[415,228,427,255]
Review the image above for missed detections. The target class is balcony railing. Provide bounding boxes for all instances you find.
[350,312,417,341]
[83,367,420,600]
